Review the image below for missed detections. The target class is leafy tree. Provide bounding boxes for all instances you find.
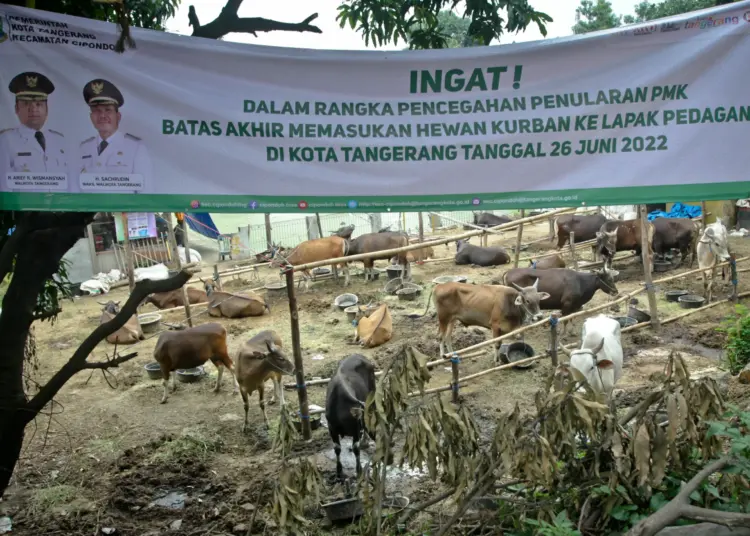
[623,0,738,23]
[572,0,622,34]
[407,10,485,50]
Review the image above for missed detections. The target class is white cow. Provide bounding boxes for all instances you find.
[564,315,624,401]
[696,221,731,302]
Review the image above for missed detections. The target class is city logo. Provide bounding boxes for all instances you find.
[190,200,201,209]
[472,197,481,206]
[347,200,358,209]
[660,22,680,32]
[685,15,740,30]
[298,200,308,210]
[248,200,259,210]
[633,24,657,35]
[0,15,8,44]
[744,11,750,23]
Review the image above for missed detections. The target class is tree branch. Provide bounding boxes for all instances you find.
[23,270,191,419]
[31,308,62,322]
[189,0,321,40]
[626,457,750,536]
[83,351,138,369]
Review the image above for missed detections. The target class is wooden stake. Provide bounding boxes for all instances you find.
[549,314,559,367]
[264,213,272,248]
[513,209,525,268]
[450,354,460,403]
[285,268,311,440]
[120,213,135,293]
[639,204,660,330]
[315,213,323,238]
[549,216,555,242]
[701,200,708,229]
[569,231,578,270]
[730,253,738,303]
[164,213,193,328]
[418,212,425,242]
[213,264,222,290]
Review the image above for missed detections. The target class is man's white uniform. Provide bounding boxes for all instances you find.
[77,131,152,193]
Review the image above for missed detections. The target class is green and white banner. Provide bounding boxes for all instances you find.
[1,2,750,213]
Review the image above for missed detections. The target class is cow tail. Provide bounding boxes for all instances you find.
[421,287,436,317]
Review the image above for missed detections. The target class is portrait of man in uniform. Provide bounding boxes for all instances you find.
[77,78,152,194]
[0,71,70,192]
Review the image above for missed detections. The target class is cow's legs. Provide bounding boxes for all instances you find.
[160,371,172,404]
[240,387,250,433]
[443,321,456,356]
[353,434,362,477]
[333,264,340,283]
[258,384,270,428]
[171,370,177,392]
[214,363,224,392]
[332,433,344,479]
[343,264,350,287]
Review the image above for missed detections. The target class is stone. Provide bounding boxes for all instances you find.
[169,519,182,531]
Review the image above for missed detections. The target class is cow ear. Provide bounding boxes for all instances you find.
[266,340,277,354]
[97,301,107,306]
[597,359,615,369]
[595,231,603,239]
[514,294,524,306]
[705,228,715,238]
[538,292,551,300]
[115,301,121,306]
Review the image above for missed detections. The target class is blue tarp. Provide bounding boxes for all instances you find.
[647,202,702,221]
[184,213,221,240]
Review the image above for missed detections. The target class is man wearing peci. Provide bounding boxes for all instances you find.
[77,79,152,194]
[0,71,70,192]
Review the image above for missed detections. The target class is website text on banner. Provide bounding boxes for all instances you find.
[1,2,750,213]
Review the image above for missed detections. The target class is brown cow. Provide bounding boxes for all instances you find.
[153,322,238,404]
[529,254,566,270]
[235,330,295,431]
[555,214,608,248]
[146,287,208,309]
[203,280,269,318]
[98,301,144,344]
[422,281,549,363]
[270,236,350,291]
[392,245,435,264]
[348,232,410,281]
[652,217,699,267]
[596,219,655,271]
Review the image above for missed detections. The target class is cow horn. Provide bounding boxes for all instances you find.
[266,340,277,353]
[97,301,107,306]
[511,282,523,291]
[532,278,540,290]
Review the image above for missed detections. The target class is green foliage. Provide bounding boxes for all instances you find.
[624,0,726,24]
[407,10,485,49]
[525,510,582,535]
[572,0,621,34]
[716,303,750,375]
[337,0,552,49]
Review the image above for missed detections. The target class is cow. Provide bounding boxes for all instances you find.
[153,322,238,404]
[473,212,513,228]
[392,245,434,264]
[697,221,731,302]
[331,223,355,240]
[98,300,144,344]
[529,254,566,270]
[422,281,550,363]
[555,214,607,249]
[146,287,208,309]
[651,217,699,267]
[559,314,623,402]
[235,330,295,431]
[325,354,377,479]
[347,232,411,281]
[270,236,350,291]
[595,219,655,271]
[502,267,620,335]
[454,239,510,267]
[203,280,269,318]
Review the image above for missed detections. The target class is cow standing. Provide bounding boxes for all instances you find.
[347,232,411,281]
[596,219,655,271]
[270,236,350,291]
[423,281,549,363]
[697,221,731,301]
[325,354,377,479]
[555,214,607,249]
[454,239,510,266]
[651,217,699,267]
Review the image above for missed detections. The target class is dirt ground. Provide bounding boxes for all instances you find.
[2,219,750,535]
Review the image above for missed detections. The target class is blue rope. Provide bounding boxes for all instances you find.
[450,352,460,364]
[352,319,358,326]
[297,411,310,420]
[451,383,459,392]
[297,383,306,390]
[549,316,558,327]
[732,280,738,286]
[644,282,656,291]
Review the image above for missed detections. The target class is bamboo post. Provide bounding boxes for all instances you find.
[285,268,311,440]
[513,209,525,268]
[549,314,559,367]
[213,264,222,290]
[120,213,135,293]
[418,212,425,242]
[569,231,578,270]
[730,253,738,303]
[701,201,708,229]
[164,213,193,327]
[181,218,194,327]
[450,353,460,403]
[264,213,272,248]
[549,216,555,242]
[639,205,660,330]
[315,213,323,238]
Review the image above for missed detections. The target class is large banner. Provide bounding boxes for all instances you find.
[1,2,750,213]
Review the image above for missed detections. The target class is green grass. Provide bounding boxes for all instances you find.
[28,485,88,517]
[148,427,223,465]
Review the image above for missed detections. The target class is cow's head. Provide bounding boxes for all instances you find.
[262,339,295,376]
[199,277,215,296]
[569,337,610,382]
[596,230,618,257]
[98,300,121,315]
[456,239,469,253]
[700,224,731,261]
[595,267,620,297]
[509,279,550,323]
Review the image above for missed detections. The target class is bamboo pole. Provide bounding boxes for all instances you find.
[568,231,578,270]
[701,201,708,229]
[418,212,425,242]
[639,205,660,330]
[180,218,194,328]
[120,213,135,293]
[730,254,738,302]
[285,268,311,440]
[517,238,597,264]
[429,211,507,238]
[213,264,222,290]
[264,213,272,248]
[513,209,525,268]
[549,314,559,367]
[290,207,578,272]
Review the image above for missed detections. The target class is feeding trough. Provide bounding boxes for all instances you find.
[511,244,529,253]
[613,316,638,328]
[499,342,535,369]
[265,281,286,297]
[678,294,706,309]
[138,313,162,334]
[396,287,418,301]
[385,266,405,280]
[144,362,162,380]
[344,305,359,322]
[176,367,204,384]
[334,293,359,311]
[665,289,689,303]
[292,412,321,433]
[312,267,331,278]
[360,268,382,280]
[321,497,365,524]
[653,260,672,273]
[454,275,469,283]
[432,275,457,285]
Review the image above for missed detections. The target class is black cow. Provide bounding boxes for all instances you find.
[473,212,512,228]
[555,214,608,248]
[502,267,620,333]
[325,354,377,479]
[652,218,698,266]
[454,239,510,266]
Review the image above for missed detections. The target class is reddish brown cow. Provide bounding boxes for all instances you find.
[529,254,566,270]
[555,214,608,248]
[596,219,655,271]
[146,287,208,309]
[153,322,238,404]
[348,232,410,281]
[270,236,350,290]
[98,301,144,344]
